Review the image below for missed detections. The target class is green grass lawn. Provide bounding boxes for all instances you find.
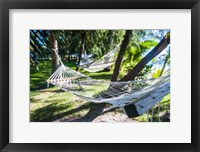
[30,61,170,122]
[30,61,113,122]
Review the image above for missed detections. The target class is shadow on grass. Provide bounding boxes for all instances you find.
[40,89,65,93]
[67,103,106,122]
[30,72,50,91]
[31,101,107,122]
[86,74,112,80]
[30,61,113,122]
[30,100,71,122]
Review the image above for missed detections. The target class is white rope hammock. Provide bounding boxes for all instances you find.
[78,45,94,67]
[47,49,170,117]
[78,44,120,72]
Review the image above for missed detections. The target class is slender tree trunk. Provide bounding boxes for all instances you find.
[76,32,86,71]
[159,51,170,76]
[67,50,71,62]
[111,30,132,81]
[108,30,113,49]
[50,31,60,73]
[67,31,75,62]
[120,32,170,81]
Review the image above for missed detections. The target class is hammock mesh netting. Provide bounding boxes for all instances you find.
[78,44,120,72]
[47,49,170,119]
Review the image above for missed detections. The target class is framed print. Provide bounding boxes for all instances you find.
[0,0,200,152]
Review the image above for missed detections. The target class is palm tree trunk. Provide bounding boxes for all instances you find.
[111,30,132,81]
[67,50,71,62]
[50,31,60,73]
[76,32,86,71]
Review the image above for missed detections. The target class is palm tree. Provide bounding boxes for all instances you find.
[49,31,60,73]
[111,30,132,81]
[76,31,86,71]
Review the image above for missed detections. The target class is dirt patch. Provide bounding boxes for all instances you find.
[92,112,136,122]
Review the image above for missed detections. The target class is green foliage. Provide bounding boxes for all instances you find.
[150,46,170,78]
[118,31,159,80]
[152,69,162,78]
[30,29,170,80]
[30,30,125,68]
[85,30,124,59]
[137,64,154,79]
[140,39,158,50]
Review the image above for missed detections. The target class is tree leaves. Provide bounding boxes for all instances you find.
[30,30,170,80]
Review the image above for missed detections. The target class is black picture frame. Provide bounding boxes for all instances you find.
[0,0,200,152]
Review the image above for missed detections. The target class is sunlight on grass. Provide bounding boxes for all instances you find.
[30,87,87,122]
[30,61,112,122]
